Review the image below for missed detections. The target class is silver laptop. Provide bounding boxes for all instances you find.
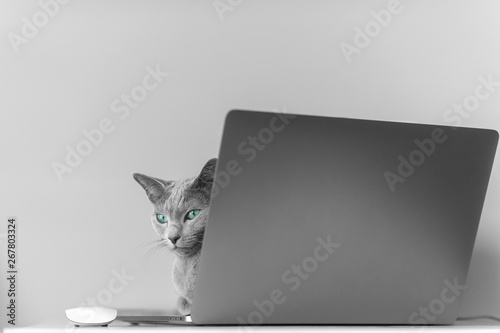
[191,110,498,325]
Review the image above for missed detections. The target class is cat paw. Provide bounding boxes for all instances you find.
[177,296,191,315]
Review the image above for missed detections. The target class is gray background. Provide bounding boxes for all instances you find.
[1,0,499,327]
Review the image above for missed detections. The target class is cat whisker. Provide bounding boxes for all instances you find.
[144,241,170,263]
[134,239,163,255]
[144,243,163,260]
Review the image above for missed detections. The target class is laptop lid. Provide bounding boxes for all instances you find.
[191,110,498,325]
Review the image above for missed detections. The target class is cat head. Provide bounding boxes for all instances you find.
[133,158,217,257]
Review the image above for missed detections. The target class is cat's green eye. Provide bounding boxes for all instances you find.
[156,214,168,224]
[186,209,200,221]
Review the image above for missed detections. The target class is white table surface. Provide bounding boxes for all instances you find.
[3,317,500,333]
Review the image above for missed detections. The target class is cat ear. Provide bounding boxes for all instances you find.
[192,158,218,190]
[133,173,171,204]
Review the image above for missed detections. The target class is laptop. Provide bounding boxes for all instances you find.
[191,110,498,325]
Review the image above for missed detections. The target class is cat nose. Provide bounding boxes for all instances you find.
[169,235,180,245]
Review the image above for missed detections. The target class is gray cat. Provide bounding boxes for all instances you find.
[133,158,217,315]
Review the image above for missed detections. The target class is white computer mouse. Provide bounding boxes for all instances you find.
[65,307,118,327]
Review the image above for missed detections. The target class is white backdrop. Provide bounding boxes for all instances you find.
[1,0,500,327]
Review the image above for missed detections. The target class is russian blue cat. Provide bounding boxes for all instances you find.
[133,158,216,315]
